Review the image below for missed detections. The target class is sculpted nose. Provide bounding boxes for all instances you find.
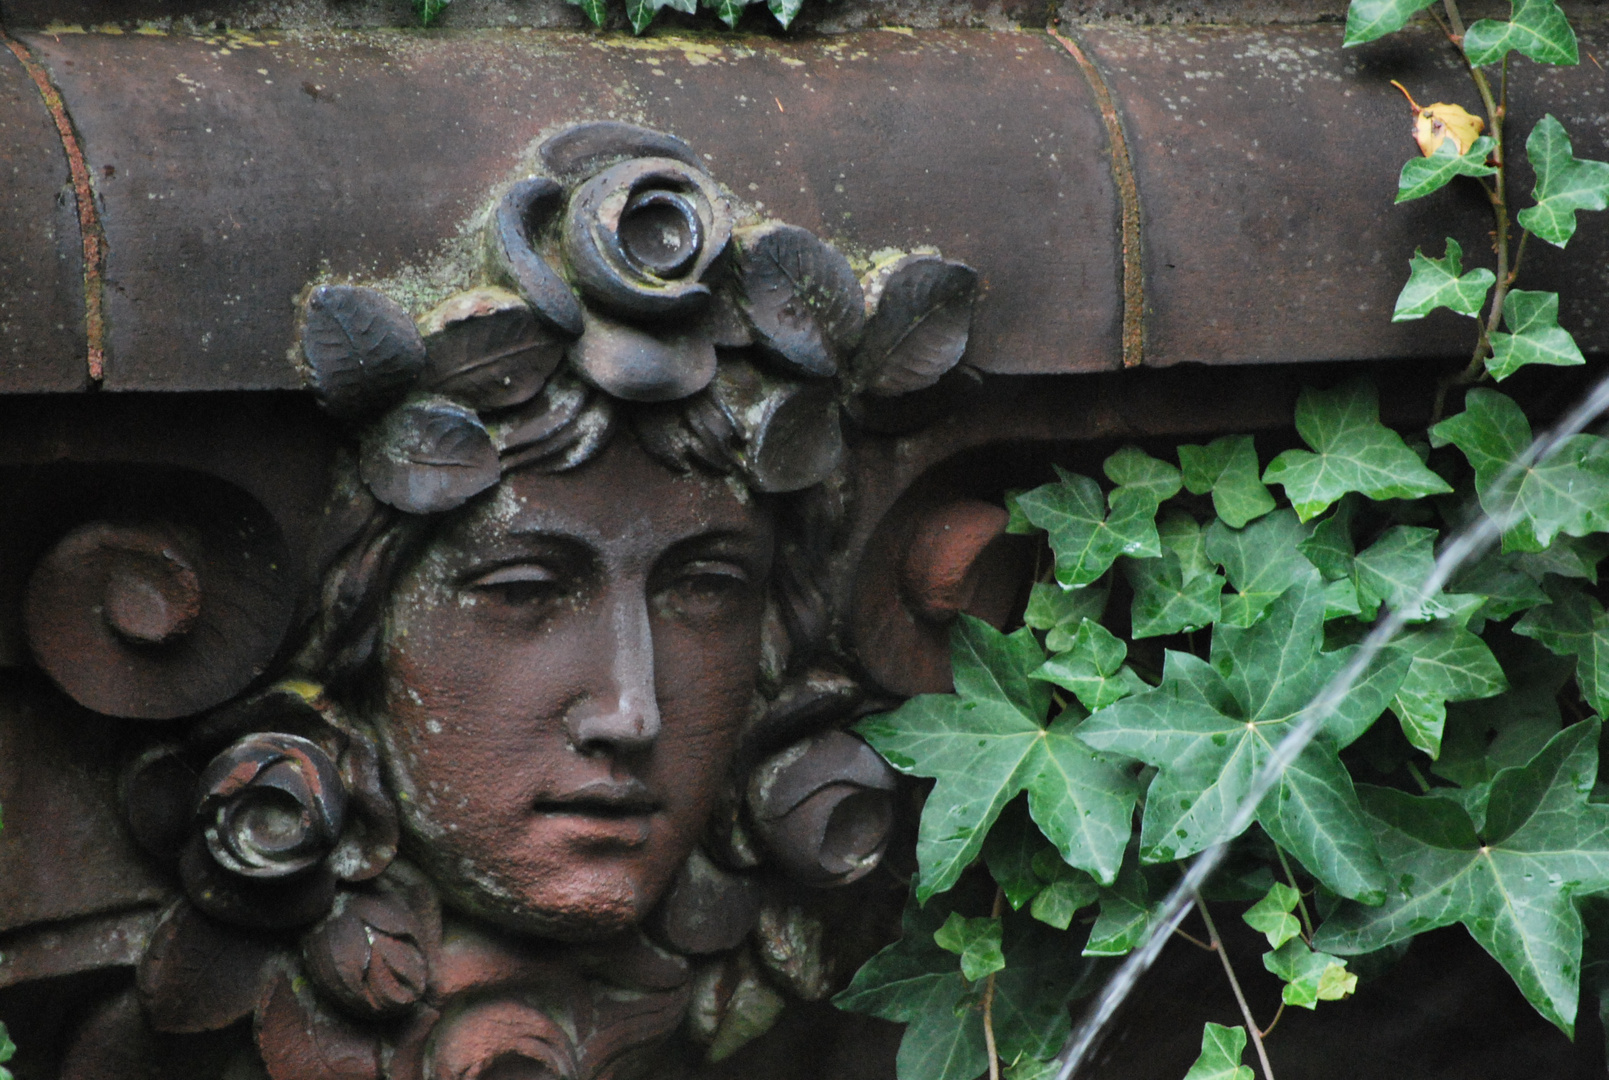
[564,588,661,754]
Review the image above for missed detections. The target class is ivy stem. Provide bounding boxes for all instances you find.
[1173,927,1216,951]
[1260,1002,1288,1040]
[983,887,1004,1080]
[1508,229,1530,285]
[1273,846,1315,943]
[1449,0,1510,375]
[1196,894,1278,1080]
[1405,760,1433,793]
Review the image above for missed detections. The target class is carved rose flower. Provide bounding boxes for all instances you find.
[197,732,347,879]
[562,157,733,321]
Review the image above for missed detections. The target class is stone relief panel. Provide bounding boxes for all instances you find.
[15,121,1019,1079]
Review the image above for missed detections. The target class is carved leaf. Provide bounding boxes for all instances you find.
[491,373,618,474]
[648,849,760,955]
[710,361,842,493]
[854,256,978,396]
[303,891,429,1016]
[358,396,500,514]
[428,999,578,1080]
[421,288,565,411]
[735,223,865,378]
[256,966,382,1080]
[301,285,425,419]
[630,393,739,478]
[136,901,279,1034]
[568,307,717,402]
[847,363,983,435]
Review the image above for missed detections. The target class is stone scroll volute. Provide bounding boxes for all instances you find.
[11,122,1033,1080]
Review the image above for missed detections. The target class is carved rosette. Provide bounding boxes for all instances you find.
[39,121,999,1080]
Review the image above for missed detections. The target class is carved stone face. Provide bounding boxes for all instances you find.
[377,435,772,940]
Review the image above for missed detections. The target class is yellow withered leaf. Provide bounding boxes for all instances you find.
[1391,80,1485,157]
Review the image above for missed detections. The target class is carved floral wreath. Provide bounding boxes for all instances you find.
[115,122,983,1080]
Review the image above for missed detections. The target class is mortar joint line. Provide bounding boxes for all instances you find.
[2,27,105,386]
[1048,22,1144,369]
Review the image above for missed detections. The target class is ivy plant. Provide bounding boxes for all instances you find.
[415,0,808,31]
[836,2,1609,1078]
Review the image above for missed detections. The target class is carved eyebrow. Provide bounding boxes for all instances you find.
[449,533,597,578]
[654,529,774,575]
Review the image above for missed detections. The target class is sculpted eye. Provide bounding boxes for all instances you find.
[464,563,565,607]
[656,558,754,618]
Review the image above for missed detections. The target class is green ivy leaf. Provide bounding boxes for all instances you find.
[1515,533,1609,584]
[1179,435,1276,528]
[1205,509,1317,627]
[1432,633,1569,790]
[1003,1057,1058,1080]
[834,897,988,1080]
[571,0,608,24]
[703,0,747,26]
[1160,510,1219,582]
[857,617,1138,897]
[934,912,1006,981]
[1125,552,1225,639]
[1342,0,1437,45]
[1391,237,1496,322]
[1352,525,1467,622]
[1317,720,1609,1036]
[1431,389,1609,552]
[1126,513,1224,639]
[413,0,450,27]
[1515,579,1609,714]
[1023,582,1109,652]
[0,1022,12,1080]
[1017,467,1163,587]
[1298,497,1358,581]
[1446,549,1551,621]
[1027,849,1100,930]
[1395,135,1498,203]
[1083,857,1153,956]
[1181,1023,1254,1080]
[1263,381,1452,521]
[1243,881,1304,948]
[768,0,803,27]
[1463,0,1578,67]
[1105,445,1183,504]
[624,0,655,30]
[984,799,1054,910]
[1487,290,1585,380]
[1080,575,1408,901]
[1263,939,1358,1008]
[1517,116,1609,247]
[1388,620,1508,758]
[1033,620,1149,711]
[990,914,1097,1063]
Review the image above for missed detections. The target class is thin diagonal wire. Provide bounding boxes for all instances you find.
[1051,371,1609,1080]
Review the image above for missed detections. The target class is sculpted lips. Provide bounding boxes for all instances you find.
[532,778,659,819]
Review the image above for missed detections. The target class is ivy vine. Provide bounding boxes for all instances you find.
[834,2,1609,1078]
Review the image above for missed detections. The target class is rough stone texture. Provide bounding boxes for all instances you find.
[0,43,85,392]
[0,674,174,933]
[7,19,1609,390]
[12,28,1113,389]
[1082,20,1609,366]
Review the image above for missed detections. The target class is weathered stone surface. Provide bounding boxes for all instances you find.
[0,42,84,391]
[11,28,1116,388]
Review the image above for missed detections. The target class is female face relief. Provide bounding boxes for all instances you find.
[378,435,773,939]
